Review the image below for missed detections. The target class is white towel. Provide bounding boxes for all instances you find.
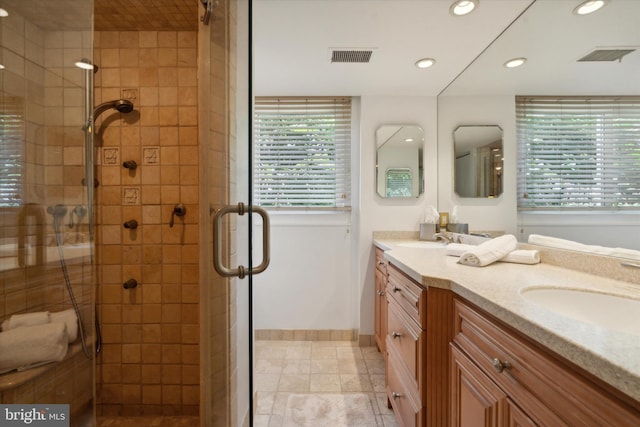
[446,243,475,257]
[51,309,78,343]
[528,234,640,261]
[458,235,518,267]
[0,323,68,374]
[500,249,540,265]
[1,311,51,331]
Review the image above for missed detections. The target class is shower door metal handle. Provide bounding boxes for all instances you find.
[212,202,270,279]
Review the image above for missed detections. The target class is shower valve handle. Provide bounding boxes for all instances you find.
[122,160,138,170]
[169,204,186,228]
[123,220,138,229]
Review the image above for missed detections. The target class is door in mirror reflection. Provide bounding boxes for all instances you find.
[376,125,424,198]
[454,125,503,198]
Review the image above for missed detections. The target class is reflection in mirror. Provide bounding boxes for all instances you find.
[439,0,640,252]
[376,125,424,198]
[454,126,503,198]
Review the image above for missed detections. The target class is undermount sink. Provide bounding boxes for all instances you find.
[396,241,446,249]
[520,287,640,336]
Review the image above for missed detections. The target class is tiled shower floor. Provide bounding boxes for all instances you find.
[96,340,398,427]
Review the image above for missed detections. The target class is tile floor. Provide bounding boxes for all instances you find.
[254,340,399,427]
[96,340,399,427]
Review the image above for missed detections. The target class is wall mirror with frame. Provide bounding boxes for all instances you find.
[376,125,424,198]
[454,125,503,198]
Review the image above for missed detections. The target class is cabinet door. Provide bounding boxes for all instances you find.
[507,398,537,427]
[451,344,507,427]
[374,267,387,353]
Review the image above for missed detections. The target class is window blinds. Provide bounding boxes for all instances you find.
[254,96,351,208]
[517,96,640,209]
[0,97,24,207]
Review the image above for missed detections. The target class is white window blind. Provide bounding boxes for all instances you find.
[517,96,640,209]
[254,96,351,209]
[0,97,24,207]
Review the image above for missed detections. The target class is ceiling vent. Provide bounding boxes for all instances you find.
[578,48,636,62]
[330,49,373,63]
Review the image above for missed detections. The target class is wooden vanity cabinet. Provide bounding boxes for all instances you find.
[451,297,640,427]
[374,247,388,355]
[385,263,453,427]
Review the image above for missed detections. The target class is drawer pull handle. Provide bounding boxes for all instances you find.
[393,286,401,293]
[492,358,512,373]
[391,331,402,339]
[391,392,402,400]
[378,261,385,266]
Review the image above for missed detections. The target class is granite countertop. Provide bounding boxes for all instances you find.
[374,238,640,403]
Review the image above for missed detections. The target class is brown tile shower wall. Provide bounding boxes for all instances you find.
[94,30,199,416]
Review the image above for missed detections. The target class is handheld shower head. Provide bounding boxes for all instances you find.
[93,99,134,120]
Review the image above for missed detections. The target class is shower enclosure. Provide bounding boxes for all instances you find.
[0,0,96,425]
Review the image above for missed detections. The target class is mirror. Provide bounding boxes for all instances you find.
[376,125,424,198]
[439,0,640,253]
[454,126,503,198]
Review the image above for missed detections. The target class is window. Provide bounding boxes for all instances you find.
[517,96,640,209]
[385,168,412,197]
[0,96,24,207]
[254,96,351,209]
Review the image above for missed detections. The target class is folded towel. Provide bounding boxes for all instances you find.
[0,323,68,374]
[446,243,475,257]
[458,234,518,267]
[1,311,51,331]
[528,234,640,261]
[51,309,78,343]
[500,249,540,265]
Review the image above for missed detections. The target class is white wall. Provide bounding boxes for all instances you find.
[437,95,518,234]
[358,95,438,335]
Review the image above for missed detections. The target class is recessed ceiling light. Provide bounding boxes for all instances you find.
[573,0,608,15]
[405,138,414,142]
[450,0,478,16]
[415,58,436,69]
[0,64,5,70]
[504,57,527,68]
[0,8,8,17]
[75,59,95,70]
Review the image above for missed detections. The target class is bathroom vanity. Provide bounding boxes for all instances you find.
[373,238,640,427]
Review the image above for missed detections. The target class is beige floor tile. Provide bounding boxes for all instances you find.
[309,374,342,392]
[370,374,386,392]
[310,346,337,360]
[282,359,310,374]
[310,358,339,374]
[340,374,373,392]
[365,357,386,374]
[271,392,291,415]
[336,346,364,360]
[255,373,281,392]
[284,346,311,360]
[278,374,310,392]
[337,358,368,374]
[255,358,284,374]
[256,391,276,414]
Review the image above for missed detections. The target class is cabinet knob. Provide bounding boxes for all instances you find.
[376,290,385,297]
[492,357,512,373]
[393,286,401,293]
[391,331,402,339]
[391,392,402,400]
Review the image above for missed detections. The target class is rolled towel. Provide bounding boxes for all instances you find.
[446,243,475,257]
[0,322,68,374]
[1,311,51,331]
[500,249,540,265]
[51,309,78,343]
[458,234,518,267]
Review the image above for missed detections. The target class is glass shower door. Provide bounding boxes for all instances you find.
[0,1,96,426]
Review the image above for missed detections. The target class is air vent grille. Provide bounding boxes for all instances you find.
[578,49,635,62]
[331,50,373,63]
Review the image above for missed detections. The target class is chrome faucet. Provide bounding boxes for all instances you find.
[433,232,455,243]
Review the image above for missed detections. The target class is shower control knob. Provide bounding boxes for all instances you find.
[123,220,138,229]
[123,279,138,289]
[122,160,138,170]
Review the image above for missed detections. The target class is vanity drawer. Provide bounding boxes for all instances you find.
[375,247,388,275]
[386,345,424,427]
[387,264,427,328]
[386,297,425,397]
[453,298,640,427]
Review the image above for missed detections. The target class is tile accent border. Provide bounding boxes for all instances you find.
[255,329,367,343]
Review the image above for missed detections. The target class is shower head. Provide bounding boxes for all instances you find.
[93,99,134,120]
